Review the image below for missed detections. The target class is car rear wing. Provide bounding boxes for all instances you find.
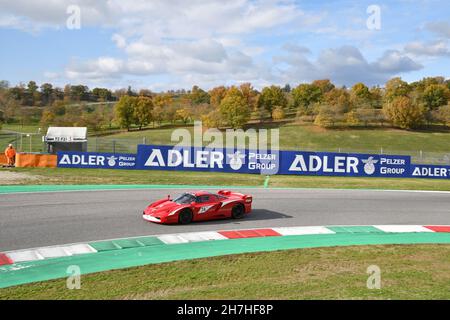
[218,190,252,203]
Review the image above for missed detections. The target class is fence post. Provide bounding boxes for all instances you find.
[143,137,146,145]
[113,140,116,154]
[380,147,383,154]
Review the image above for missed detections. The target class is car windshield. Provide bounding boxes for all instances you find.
[173,193,196,204]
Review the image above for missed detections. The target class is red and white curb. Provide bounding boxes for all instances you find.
[1,225,449,267]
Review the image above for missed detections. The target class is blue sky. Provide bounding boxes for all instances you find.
[0,0,449,91]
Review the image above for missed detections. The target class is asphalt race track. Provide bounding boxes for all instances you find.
[1,188,450,251]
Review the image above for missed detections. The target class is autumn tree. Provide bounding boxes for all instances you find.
[383,96,425,129]
[40,110,56,128]
[176,108,192,124]
[384,77,411,103]
[239,83,259,111]
[312,79,335,95]
[219,86,251,129]
[115,95,136,131]
[209,86,227,108]
[202,109,222,128]
[134,96,154,129]
[272,106,285,120]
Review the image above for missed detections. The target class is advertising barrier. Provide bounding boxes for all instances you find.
[57,145,450,179]
[57,151,136,169]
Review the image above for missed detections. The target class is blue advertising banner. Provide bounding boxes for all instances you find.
[57,151,136,169]
[410,164,450,179]
[135,145,411,178]
[135,145,279,175]
[279,150,411,178]
[56,146,450,179]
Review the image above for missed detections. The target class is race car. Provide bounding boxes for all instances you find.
[143,190,252,224]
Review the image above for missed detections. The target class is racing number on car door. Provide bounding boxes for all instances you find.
[195,195,220,220]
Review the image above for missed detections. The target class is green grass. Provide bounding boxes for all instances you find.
[1,244,449,299]
[4,167,450,191]
[104,123,450,152]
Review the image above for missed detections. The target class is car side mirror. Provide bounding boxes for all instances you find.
[191,201,196,205]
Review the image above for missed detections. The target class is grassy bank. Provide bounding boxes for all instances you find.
[1,244,449,299]
[2,167,450,191]
[98,123,450,153]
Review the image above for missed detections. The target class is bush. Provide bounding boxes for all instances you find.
[383,96,425,129]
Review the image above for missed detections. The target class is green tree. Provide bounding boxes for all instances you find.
[40,83,54,106]
[422,84,449,110]
[258,85,287,118]
[190,85,210,105]
[134,96,154,129]
[114,96,136,130]
[219,86,251,128]
[383,96,425,129]
[292,83,322,115]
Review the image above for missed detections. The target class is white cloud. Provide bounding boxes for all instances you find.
[275,45,423,87]
[0,0,432,89]
[404,40,450,57]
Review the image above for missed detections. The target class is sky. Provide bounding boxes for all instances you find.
[0,0,449,92]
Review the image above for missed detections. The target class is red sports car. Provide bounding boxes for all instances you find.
[143,190,253,224]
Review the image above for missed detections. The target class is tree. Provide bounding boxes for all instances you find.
[291,83,322,115]
[134,96,154,129]
[258,85,287,118]
[153,94,173,109]
[431,105,450,127]
[152,105,164,126]
[92,88,113,102]
[40,110,56,128]
[209,86,227,108]
[219,86,251,128]
[384,77,411,103]
[114,96,136,130]
[40,83,54,105]
[190,85,210,105]
[202,109,222,128]
[239,83,259,111]
[324,88,351,114]
[383,96,425,129]
[272,106,285,120]
[175,108,192,124]
[350,82,372,109]
[314,105,335,128]
[422,84,449,110]
[312,79,335,94]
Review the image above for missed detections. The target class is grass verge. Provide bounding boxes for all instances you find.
[1,244,449,299]
[2,167,450,191]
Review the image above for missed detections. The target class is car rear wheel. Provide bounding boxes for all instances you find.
[178,209,193,224]
[231,203,245,219]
